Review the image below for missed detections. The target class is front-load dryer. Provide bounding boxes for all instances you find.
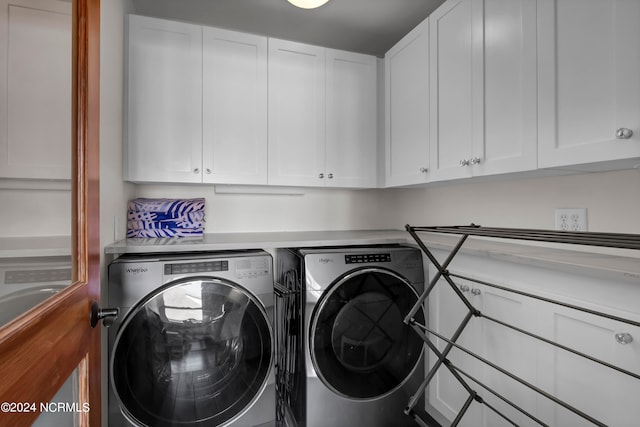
[107,251,275,427]
[277,246,427,427]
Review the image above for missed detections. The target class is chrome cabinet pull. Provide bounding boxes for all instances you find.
[193,168,200,174]
[328,173,333,179]
[616,128,633,139]
[460,284,470,292]
[615,332,633,345]
[319,173,324,179]
[205,168,212,174]
[470,156,481,165]
[420,167,428,173]
[459,159,470,167]
[471,288,481,296]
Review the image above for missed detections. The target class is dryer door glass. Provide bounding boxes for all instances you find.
[310,268,425,399]
[111,278,272,427]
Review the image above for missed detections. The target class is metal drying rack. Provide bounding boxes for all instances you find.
[402,224,640,427]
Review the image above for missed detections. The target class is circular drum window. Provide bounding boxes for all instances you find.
[310,268,425,399]
[111,277,272,427]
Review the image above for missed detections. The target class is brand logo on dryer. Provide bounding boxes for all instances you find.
[125,266,148,275]
[318,258,334,264]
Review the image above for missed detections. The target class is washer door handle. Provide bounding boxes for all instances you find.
[90,301,119,328]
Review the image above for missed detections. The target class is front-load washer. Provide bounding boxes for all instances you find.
[107,251,275,427]
[276,246,427,427]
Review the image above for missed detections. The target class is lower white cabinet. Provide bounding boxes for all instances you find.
[536,299,640,426]
[429,276,538,427]
[427,249,640,426]
[0,0,71,180]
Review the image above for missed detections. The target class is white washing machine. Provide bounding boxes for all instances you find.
[107,250,275,427]
[276,246,427,427]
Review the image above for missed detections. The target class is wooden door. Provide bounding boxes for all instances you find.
[0,0,101,425]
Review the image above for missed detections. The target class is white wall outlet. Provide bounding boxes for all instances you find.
[555,208,588,231]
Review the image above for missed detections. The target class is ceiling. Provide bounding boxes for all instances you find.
[131,0,445,57]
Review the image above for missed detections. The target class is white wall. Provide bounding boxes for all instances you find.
[382,169,640,234]
[132,185,390,233]
[101,0,135,247]
[0,186,71,237]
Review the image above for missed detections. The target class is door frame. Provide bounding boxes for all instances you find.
[0,0,101,425]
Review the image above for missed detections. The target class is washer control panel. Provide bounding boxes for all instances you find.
[345,253,391,264]
[164,260,228,275]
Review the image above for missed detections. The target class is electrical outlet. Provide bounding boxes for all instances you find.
[555,208,588,231]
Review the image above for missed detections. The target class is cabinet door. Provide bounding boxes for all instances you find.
[428,277,479,424]
[268,39,325,187]
[475,0,537,177]
[536,302,640,426]
[0,0,71,180]
[202,28,267,185]
[384,18,430,187]
[429,0,480,182]
[538,0,640,168]
[325,49,377,188]
[471,283,538,427]
[125,15,202,183]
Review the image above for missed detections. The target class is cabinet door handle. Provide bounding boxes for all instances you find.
[460,285,470,292]
[471,288,481,296]
[459,159,470,167]
[470,156,481,165]
[328,173,333,179]
[420,167,428,173]
[193,168,200,174]
[205,168,211,174]
[616,128,633,139]
[318,173,324,179]
[615,332,633,345]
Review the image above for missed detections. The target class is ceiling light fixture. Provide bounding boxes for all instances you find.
[287,0,330,9]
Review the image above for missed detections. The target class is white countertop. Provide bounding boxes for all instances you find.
[103,228,640,284]
[104,229,408,254]
[0,235,71,258]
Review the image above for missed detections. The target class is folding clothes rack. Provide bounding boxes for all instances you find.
[403,224,640,427]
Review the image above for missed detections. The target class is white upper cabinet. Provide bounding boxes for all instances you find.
[126,16,269,185]
[325,49,377,188]
[429,0,537,182]
[202,27,268,185]
[125,15,203,183]
[384,18,430,187]
[538,0,640,169]
[268,39,326,187]
[268,39,377,188]
[0,0,71,180]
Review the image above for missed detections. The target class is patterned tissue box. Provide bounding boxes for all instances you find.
[127,198,205,238]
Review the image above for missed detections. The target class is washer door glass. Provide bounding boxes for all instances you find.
[310,268,425,399]
[111,277,272,427]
